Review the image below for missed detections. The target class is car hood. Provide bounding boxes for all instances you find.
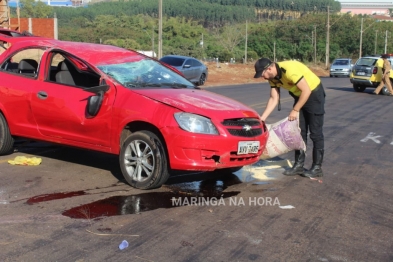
[133,88,259,119]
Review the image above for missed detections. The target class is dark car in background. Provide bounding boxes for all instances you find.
[330,58,353,77]
[160,55,208,86]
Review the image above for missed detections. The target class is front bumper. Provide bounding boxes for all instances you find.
[330,71,350,76]
[162,124,268,171]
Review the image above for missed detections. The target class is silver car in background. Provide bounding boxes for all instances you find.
[330,58,353,77]
[160,55,208,86]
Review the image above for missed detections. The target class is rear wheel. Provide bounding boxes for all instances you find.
[381,86,390,95]
[353,84,366,92]
[0,113,14,155]
[197,73,206,86]
[119,131,169,189]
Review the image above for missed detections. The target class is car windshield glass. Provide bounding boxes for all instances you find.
[97,58,195,89]
[160,57,185,67]
[356,58,377,66]
[333,60,349,65]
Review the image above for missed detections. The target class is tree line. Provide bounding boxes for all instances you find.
[11,0,392,65]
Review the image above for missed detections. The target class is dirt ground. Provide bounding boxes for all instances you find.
[205,61,330,86]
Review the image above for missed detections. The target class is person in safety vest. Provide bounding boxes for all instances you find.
[254,58,326,178]
[373,54,393,95]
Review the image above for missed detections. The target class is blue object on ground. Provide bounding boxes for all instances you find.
[119,240,129,250]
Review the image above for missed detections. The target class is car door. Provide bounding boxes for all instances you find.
[0,47,44,136]
[182,58,195,80]
[29,51,115,147]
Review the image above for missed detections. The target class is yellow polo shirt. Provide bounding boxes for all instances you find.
[268,61,321,97]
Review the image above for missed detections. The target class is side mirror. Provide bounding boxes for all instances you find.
[86,91,104,117]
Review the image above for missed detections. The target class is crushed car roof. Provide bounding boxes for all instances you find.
[4,38,141,65]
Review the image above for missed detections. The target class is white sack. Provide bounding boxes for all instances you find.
[260,117,306,160]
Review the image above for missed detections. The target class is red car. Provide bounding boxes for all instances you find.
[0,37,268,189]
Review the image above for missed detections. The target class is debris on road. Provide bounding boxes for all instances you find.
[8,156,42,166]
[279,205,295,209]
[119,240,129,250]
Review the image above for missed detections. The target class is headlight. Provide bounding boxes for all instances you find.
[330,68,334,71]
[174,112,219,135]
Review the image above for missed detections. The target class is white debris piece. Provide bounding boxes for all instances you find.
[279,205,295,209]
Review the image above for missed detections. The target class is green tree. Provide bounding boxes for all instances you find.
[20,0,53,18]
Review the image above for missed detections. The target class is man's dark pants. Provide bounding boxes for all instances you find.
[290,83,325,150]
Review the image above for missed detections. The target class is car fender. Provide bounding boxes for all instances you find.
[110,91,178,154]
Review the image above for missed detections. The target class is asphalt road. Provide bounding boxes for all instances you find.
[1,77,393,261]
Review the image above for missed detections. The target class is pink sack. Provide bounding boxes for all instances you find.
[260,117,306,160]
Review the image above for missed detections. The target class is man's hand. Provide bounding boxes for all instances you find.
[288,109,298,121]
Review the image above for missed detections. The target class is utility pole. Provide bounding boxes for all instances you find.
[385,30,388,53]
[273,41,276,62]
[375,30,378,54]
[314,24,317,64]
[359,17,363,58]
[312,30,314,62]
[325,5,330,69]
[158,0,162,59]
[244,20,248,64]
[152,26,155,58]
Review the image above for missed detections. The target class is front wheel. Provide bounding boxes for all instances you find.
[353,84,366,92]
[0,113,14,155]
[119,131,169,189]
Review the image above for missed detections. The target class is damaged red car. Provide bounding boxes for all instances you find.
[0,36,268,189]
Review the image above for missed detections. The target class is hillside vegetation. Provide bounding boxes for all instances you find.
[12,0,392,65]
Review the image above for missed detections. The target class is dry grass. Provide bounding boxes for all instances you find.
[205,61,329,87]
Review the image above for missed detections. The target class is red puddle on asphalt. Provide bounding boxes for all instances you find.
[25,173,250,218]
[62,191,240,219]
[26,191,86,205]
[62,174,244,219]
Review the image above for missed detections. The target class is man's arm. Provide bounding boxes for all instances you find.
[288,78,312,121]
[383,61,389,78]
[260,87,279,122]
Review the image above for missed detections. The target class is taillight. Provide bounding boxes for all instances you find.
[373,67,378,74]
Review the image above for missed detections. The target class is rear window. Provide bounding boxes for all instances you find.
[0,30,34,37]
[160,57,185,67]
[356,58,377,67]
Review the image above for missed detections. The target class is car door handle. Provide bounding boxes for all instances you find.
[37,91,48,100]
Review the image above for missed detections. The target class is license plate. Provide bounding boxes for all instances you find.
[357,72,365,75]
[237,141,260,155]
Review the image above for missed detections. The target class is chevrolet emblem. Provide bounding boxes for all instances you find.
[242,125,252,131]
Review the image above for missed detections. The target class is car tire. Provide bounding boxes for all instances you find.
[381,86,390,95]
[0,113,14,155]
[329,74,332,77]
[197,73,206,86]
[119,131,169,190]
[353,84,366,92]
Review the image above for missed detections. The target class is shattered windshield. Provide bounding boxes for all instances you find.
[97,58,195,89]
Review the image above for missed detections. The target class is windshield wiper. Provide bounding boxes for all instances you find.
[159,82,193,89]
[125,82,163,88]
